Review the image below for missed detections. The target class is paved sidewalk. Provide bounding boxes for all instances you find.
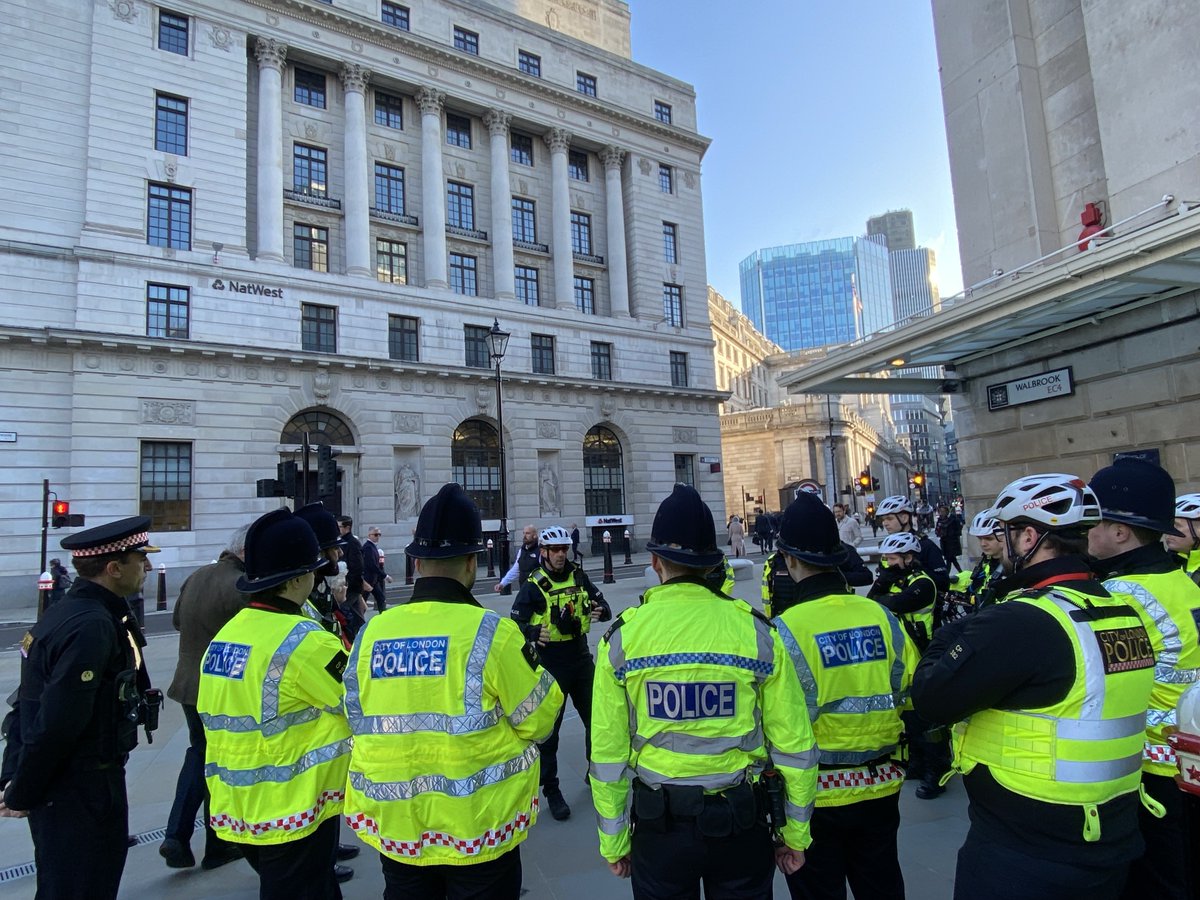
[0,555,967,898]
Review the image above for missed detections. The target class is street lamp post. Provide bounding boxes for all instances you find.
[485,319,512,577]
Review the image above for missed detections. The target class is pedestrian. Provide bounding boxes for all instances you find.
[494,524,541,593]
[570,522,584,566]
[159,522,251,871]
[510,525,611,821]
[45,557,71,607]
[935,505,965,573]
[1166,493,1200,585]
[362,525,390,613]
[833,503,863,548]
[874,496,950,591]
[728,514,746,557]
[197,508,354,899]
[342,483,564,899]
[913,474,1155,900]
[0,517,163,900]
[772,493,917,900]
[590,484,818,896]
[1088,458,1200,899]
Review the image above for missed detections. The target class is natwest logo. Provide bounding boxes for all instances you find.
[212,279,283,298]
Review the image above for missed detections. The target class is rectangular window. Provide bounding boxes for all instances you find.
[146,283,189,338]
[301,303,337,353]
[518,50,541,77]
[140,441,191,531]
[445,112,471,149]
[659,163,674,194]
[663,222,678,263]
[381,1,409,30]
[450,253,477,296]
[514,266,539,306]
[293,224,329,272]
[294,68,326,108]
[158,10,188,55]
[388,314,419,361]
[154,93,188,155]
[464,324,490,368]
[147,182,191,249]
[568,150,589,181]
[663,283,683,326]
[531,334,555,375]
[376,238,407,284]
[576,71,597,97]
[293,144,327,197]
[670,351,689,387]
[654,100,673,124]
[374,163,405,213]
[510,132,533,166]
[453,26,479,55]
[374,90,403,128]
[446,181,475,230]
[570,211,592,255]
[511,197,536,242]
[591,341,612,380]
[574,276,595,314]
[674,453,695,487]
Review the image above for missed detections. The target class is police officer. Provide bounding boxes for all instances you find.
[771,493,917,900]
[511,525,611,821]
[198,508,353,899]
[1166,493,1200,585]
[590,484,818,897]
[913,474,1155,900]
[946,510,1006,618]
[874,495,950,591]
[343,484,564,899]
[296,502,350,647]
[763,541,872,618]
[705,553,737,595]
[0,516,162,899]
[1088,458,1200,900]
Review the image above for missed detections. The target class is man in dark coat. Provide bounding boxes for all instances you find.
[338,516,369,629]
[361,525,389,613]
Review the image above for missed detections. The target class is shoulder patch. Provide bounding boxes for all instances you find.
[603,612,627,642]
[521,641,541,671]
[325,651,348,683]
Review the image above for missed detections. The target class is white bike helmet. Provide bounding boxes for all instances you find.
[1176,494,1200,520]
[538,525,572,547]
[991,474,1101,530]
[879,532,922,556]
[876,495,913,517]
[968,509,1002,537]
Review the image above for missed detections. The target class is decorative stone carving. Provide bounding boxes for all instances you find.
[483,109,511,137]
[416,87,444,115]
[313,371,331,400]
[600,396,616,418]
[208,26,234,51]
[304,122,318,139]
[246,367,260,380]
[495,88,506,100]
[266,13,279,25]
[683,170,696,189]
[273,369,288,382]
[536,420,560,440]
[382,144,395,161]
[376,377,390,391]
[352,375,366,389]
[599,146,625,170]
[394,463,420,519]
[108,0,138,23]
[141,399,194,425]
[254,38,288,72]
[119,358,135,372]
[543,127,571,154]
[454,162,465,178]
[339,63,371,94]
[539,463,561,517]
[393,412,423,433]
[84,355,100,369]
[163,160,177,182]
[216,365,230,378]
[637,157,653,176]
[351,40,363,53]
[152,361,168,374]
[475,385,491,414]
[672,427,697,444]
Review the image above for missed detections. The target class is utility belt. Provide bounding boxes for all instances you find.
[632,779,762,837]
[115,668,162,752]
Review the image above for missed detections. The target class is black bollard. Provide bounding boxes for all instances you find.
[486,539,496,578]
[602,533,615,584]
[623,530,632,566]
[155,564,167,611]
[404,552,414,585]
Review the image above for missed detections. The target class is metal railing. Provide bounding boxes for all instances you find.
[284,189,341,210]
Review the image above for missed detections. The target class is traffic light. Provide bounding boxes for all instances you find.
[277,460,298,499]
[52,500,69,528]
[856,470,870,494]
[872,477,881,491]
[317,445,339,498]
[912,472,925,487]
[866,504,876,518]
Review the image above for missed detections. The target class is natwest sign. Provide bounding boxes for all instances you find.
[585,514,634,528]
[212,278,284,298]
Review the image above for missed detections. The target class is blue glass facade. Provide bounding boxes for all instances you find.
[738,235,892,351]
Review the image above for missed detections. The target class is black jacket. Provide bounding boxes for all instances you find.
[511,561,611,660]
[362,538,384,586]
[339,532,365,589]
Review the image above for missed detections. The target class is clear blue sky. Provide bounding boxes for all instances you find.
[628,1,963,309]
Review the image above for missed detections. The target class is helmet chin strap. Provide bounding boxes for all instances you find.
[1003,524,1048,573]
[1188,520,1200,552]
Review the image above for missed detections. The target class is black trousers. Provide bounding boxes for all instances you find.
[785,792,904,900]
[631,816,774,899]
[370,582,388,612]
[954,826,1129,900]
[538,648,594,793]
[165,703,235,856]
[241,814,342,900]
[1119,772,1198,900]
[29,767,128,900]
[380,845,521,899]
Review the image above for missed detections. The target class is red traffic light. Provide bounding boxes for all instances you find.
[53,500,69,516]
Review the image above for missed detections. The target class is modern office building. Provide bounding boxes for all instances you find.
[0,0,723,607]
[867,209,916,252]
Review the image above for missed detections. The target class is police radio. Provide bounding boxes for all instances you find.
[550,600,582,637]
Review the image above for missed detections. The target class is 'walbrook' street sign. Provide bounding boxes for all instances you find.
[987,366,1074,411]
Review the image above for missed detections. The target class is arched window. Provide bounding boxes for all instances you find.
[452,419,500,517]
[280,409,354,446]
[583,425,624,515]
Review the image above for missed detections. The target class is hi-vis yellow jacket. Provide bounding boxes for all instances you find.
[343,592,563,866]
[198,606,352,845]
[774,587,918,807]
[589,578,818,861]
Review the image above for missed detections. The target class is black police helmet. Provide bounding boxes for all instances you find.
[405,483,486,559]
[294,501,341,550]
[235,508,326,593]
[1089,457,1184,537]
[646,484,723,569]
[776,493,849,567]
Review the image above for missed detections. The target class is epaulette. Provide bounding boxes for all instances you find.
[535,574,554,593]
[602,612,627,642]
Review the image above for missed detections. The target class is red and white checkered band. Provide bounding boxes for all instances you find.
[345,797,538,859]
[71,532,151,557]
[1144,743,1177,765]
[817,763,905,791]
[210,790,343,836]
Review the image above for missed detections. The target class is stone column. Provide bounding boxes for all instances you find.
[253,39,287,263]
[600,146,630,318]
[340,64,372,278]
[417,87,447,288]
[485,109,515,301]
[544,128,574,310]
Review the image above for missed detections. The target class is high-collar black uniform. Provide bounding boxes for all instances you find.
[1096,541,1182,579]
[511,560,611,659]
[408,576,483,606]
[773,571,853,617]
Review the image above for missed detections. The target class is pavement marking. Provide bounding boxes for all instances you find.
[0,818,204,882]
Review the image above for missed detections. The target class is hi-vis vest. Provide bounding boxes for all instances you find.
[589,580,818,862]
[775,592,917,807]
[954,587,1154,840]
[527,566,592,640]
[720,558,736,595]
[953,558,1001,608]
[197,609,352,845]
[1104,571,1200,776]
[1186,550,1200,585]
[888,570,936,643]
[343,601,563,866]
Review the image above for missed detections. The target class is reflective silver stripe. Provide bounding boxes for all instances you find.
[1155,664,1200,685]
[774,619,818,722]
[607,622,627,675]
[771,747,820,770]
[465,613,501,712]
[1147,708,1178,728]
[1054,712,1145,742]
[752,615,776,682]
[1105,579,1180,666]
[634,728,763,756]
[1045,591,1109,733]
[597,812,628,835]
[349,742,540,801]
[819,693,897,715]
[589,761,630,783]
[633,765,745,791]
[784,799,813,824]
[884,611,906,700]
[508,669,557,730]
[205,737,352,786]
[1056,754,1143,783]
[200,707,324,735]
[819,746,898,766]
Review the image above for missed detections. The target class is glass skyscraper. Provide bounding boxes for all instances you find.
[738,235,892,352]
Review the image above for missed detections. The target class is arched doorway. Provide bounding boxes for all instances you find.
[583,425,625,553]
[452,419,501,518]
[280,408,355,515]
